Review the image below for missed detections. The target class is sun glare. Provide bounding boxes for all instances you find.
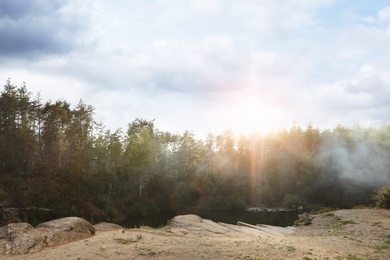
[227,95,282,136]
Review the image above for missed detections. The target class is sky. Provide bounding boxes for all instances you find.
[0,0,390,138]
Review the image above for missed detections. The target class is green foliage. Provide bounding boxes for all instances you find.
[283,193,306,208]
[127,197,159,218]
[170,181,203,211]
[345,255,363,260]
[374,244,390,251]
[294,219,312,226]
[340,220,357,225]
[0,188,9,201]
[323,212,335,217]
[2,79,390,225]
[373,186,390,209]
[207,194,247,210]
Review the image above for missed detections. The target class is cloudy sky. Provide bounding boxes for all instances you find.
[1,0,389,138]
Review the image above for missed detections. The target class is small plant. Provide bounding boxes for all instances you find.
[333,216,342,221]
[137,247,157,256]
[323,212,335,217]
[333,216,357,225]
[286,245,296,251]
[114,238,138,244]
[340,220,357,225]
[345,254,363,260]
[294,219,312,226]
[114,235,142,244]
[374,244,390,251]
[336,255,362,260]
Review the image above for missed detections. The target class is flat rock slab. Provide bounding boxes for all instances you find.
[170,214,295,237]
[0,223,43,254]
[36,217,95,247]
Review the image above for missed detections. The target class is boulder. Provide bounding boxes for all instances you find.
[170,214,203,227]
[0,223,43,254]
[36,217,95,247]
[94,222,123,232]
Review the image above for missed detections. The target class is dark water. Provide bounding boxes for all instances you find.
[120,209,298,228]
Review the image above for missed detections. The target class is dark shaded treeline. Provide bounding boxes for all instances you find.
[0,79,389,223]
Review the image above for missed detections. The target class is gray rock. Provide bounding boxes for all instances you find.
[169,214,296,237]
[170,214,203,227]
[36,217,95,247]
[0,223,43,254]
[94,222,123,232]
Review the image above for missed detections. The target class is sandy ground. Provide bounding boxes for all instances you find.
[6,209,390,260]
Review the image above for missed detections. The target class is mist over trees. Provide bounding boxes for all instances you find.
[0,79,389,223]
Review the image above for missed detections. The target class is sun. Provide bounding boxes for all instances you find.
[226,93,282,136]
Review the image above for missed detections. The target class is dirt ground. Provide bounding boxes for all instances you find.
[6,209,390,260]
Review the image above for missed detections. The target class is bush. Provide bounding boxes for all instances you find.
[373,186,390,209]
[283,193,306,208]
[0,188,9,201]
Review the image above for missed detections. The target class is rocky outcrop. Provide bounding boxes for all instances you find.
[0,223,43,254]
[36,217,95,247]
[170,214,203,227]
[0,217,96,255]
[1,214,296,255]
[170,214,296,237]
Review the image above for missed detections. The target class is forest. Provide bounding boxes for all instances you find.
[0,79,389,224]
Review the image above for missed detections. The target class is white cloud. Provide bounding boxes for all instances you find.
[1,0,390,137]
[190,0,220,14]
[378,6,390,24]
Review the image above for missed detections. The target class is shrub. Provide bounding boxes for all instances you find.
[283,193,306,208]
[373,186,390,209]
[0,188,9,201]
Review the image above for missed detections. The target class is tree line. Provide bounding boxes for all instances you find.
[0,79,389,223]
